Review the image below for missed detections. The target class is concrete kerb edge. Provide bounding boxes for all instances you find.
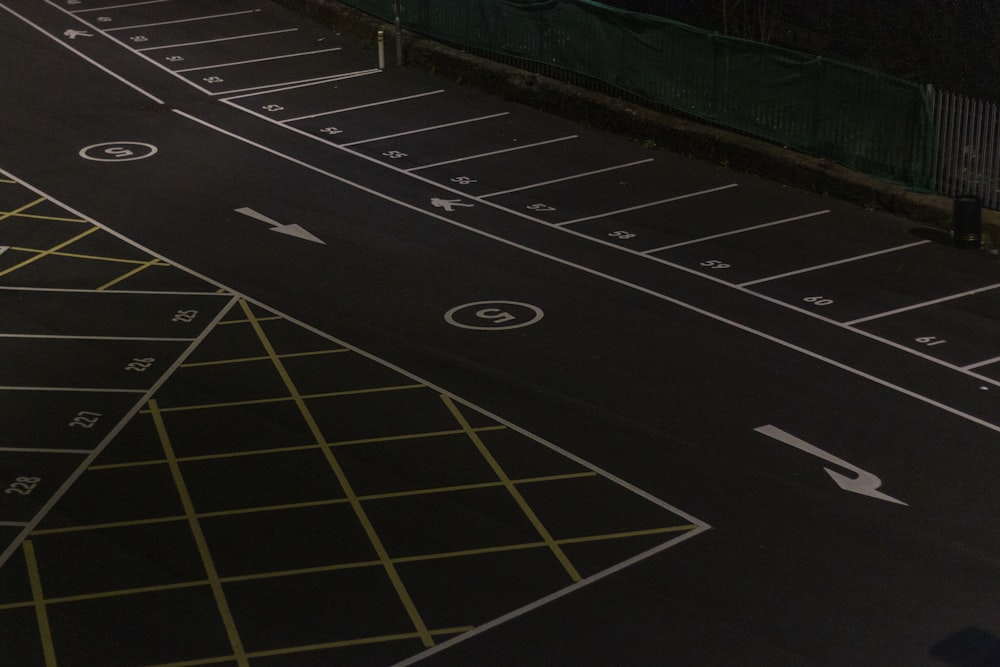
[274,0,1000,246]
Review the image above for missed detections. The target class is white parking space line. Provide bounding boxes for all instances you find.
[555,184,739,226]
[214,71,378,97]
[643,210,831,254]
[103,9,259,32]
[0,385,148,393]
[72,0,172,13]
[407,136,580,172]
[0,447,92,454]
[844,283,1000,325]
[280,89,445,121]
[220,68,381,101]
[738,240,932,287]
[0,333,196,341]
[341,112,511,147]
[173,47,343,73]
[965,355,1000,371]
[136,28,299,52]
[480,159,655,198]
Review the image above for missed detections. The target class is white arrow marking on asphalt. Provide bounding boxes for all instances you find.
[234,207,325,244]
[63,29,93,39]
[754,424,907,506]
[0,246,8,257]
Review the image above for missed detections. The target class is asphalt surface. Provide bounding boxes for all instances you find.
[2,1,1000,665]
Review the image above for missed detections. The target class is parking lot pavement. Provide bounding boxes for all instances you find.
[3,1,1000,665]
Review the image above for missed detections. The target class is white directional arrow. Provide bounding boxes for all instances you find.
[754,424,907,506]
[234,207,325,244]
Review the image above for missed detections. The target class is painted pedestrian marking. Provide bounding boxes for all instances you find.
[63,28,93,39]
[430,197,475,213]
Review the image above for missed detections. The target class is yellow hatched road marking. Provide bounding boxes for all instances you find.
[239,299,435,648]
[98,257,167,290]
[142,383,425,413]
[181,347,349,368]
[442,394,582,582]
[145,627,473,667]
[149,399,249,667]
[0,226,100,278]
[23,540,58,667]
[0,196,46,223]
[7,246,165,264]
[88,425,508,470]
[3,212,88,223]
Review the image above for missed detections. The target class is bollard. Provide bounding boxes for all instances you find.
[377,30,385,70]
[953,194,982,249]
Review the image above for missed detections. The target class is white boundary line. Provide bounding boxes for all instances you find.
[136,28,299,52]
[211,71,377,98]
[0,169,712,628]
[0,385,148,393]
[392,525,709,667]
[341,112,510,147]
[29,0,1000,399]
[845,282,1000,325]
[0,333,195,341]
[0,2,163,104]
[480,159,654,199]
[407,136,579,172]
[0,293,241,569]
[169,110,1000,434]
[0,285,230,296]
[0,446,92,454]
[556,183,739,226]
[279,89,445,121]
[103,9,259,32]
[965,355,1000,371]
[72,0,172,13]
[643,209,831,253]
[173,47,343,73]
[739,240,932,287]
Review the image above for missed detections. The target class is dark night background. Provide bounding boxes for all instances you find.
[599,0,1000,102]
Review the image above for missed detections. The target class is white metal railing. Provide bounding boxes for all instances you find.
[931,88,1000,210]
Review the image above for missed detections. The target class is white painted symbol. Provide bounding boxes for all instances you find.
[444,301,543,331]
[234,207,325,244]
[63,29,93,39]
[754,424,907,505]
[430,198,475,213]
[79,142,158,162]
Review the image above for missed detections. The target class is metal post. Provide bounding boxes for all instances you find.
[393,1,403,66]
[377,30,385,70]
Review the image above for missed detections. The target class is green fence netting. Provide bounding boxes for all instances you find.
[342,0,933,189]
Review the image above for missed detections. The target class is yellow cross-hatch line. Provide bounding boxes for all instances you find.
[99,257,168,290]
[7,246,165,264]
[149,399,249,667]
[0,226,100,278]
[0,195,46,223]
[238,299,435,648]
[23,540,58,667]
[441,394,583,582]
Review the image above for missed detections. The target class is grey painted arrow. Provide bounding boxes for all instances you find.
[234,207,325,245]
[754,424,907,506]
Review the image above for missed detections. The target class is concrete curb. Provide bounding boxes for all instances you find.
[275,0,1000,245]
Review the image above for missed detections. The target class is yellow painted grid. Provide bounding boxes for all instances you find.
[0,183,177,290]
[4,297,701,666]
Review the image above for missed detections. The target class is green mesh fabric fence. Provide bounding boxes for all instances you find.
[346,0,933,188]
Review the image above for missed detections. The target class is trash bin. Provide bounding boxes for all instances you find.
[953,194,982,249]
